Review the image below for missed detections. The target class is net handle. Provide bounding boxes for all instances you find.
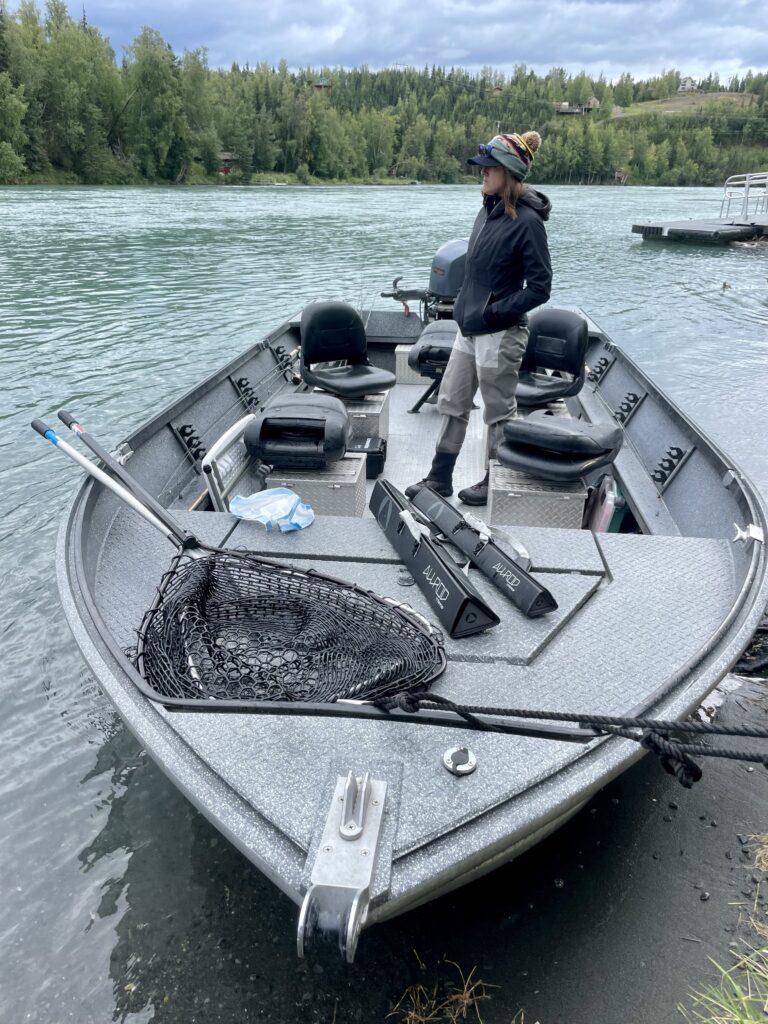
[31,418,195,549]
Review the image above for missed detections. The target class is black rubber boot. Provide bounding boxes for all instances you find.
[458,471,489,506]
[405,451,458,499]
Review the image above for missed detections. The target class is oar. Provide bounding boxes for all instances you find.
[31,419,197,550]
[55,409,195,548]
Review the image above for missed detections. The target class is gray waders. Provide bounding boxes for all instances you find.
[405,324,529,502]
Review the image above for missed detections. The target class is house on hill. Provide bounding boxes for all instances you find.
[554,96,600,115]
[678,77,698,92]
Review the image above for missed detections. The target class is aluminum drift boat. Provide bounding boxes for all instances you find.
[53,257,768,962]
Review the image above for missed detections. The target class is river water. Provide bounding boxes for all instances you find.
[1,184,767,1023]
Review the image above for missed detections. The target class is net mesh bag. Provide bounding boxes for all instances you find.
[135,549,445,704]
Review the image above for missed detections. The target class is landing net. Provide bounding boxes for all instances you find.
[134,548,445,704]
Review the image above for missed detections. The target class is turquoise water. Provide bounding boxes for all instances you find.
[1,184,767,1023]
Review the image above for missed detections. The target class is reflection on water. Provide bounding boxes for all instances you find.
[2,184,768,1022]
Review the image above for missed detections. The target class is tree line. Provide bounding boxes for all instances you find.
[1,0,767,186]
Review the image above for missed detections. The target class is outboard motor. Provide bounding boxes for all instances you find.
[428,239,468,312]
[381,239,468,321]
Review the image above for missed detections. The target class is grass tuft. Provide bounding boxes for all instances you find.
[389,956,500,1023]
[748,835,768,873]
[679,947,768,1023]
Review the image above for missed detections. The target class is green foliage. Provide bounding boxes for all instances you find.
[0,138,24,179]
[1,4,767,187]
[0,5,11,75]
[122,28,186,179]
[0,69,27,150]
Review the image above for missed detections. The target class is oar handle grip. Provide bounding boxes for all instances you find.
[57,410,78,429]
[31,418,55,438]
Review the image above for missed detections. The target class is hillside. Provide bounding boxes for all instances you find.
[616,92,757,117]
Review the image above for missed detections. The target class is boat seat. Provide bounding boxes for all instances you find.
[498,410,623,483]
[243,391,349,470]
[407,320,458,376]
[406,320,458,413]
[516,308,589,407]
[300,301,396,400]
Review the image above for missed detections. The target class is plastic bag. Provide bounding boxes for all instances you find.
[229,487,315,532]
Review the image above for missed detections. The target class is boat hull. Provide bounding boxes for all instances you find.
[56,308,768,951]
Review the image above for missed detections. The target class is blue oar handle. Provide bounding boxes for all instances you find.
[31,418,57,439]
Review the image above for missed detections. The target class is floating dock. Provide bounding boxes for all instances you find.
[632,171,768,244]
[632,217,768,243]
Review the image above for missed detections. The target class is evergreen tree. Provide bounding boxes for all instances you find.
[1,4,766,187]
[123,28,185,179]
[0,3,10,76]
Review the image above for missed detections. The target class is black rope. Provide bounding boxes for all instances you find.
[373,690,768,787]
[413,693,768,740]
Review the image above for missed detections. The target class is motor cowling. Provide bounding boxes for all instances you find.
[428,239,468,301]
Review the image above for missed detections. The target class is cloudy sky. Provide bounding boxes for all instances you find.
[13,0,767,81]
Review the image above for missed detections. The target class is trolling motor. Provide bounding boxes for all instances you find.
[381,239,468,322]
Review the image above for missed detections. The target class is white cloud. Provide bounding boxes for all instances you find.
[9,0,766,80]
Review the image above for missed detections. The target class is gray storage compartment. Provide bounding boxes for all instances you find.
[488,462,587,529]
[395,344,422,384]
[343,391,390,443]
[266,454,366,517]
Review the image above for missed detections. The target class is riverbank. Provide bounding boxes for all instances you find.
[7,172,710,188]
[8,168,458,188]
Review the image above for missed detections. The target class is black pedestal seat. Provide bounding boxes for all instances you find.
[243,392,349,470]
[516,308,589,407]
[300,301,396,400]
[406,320,458,414]
[407,319,458,376]
[498,411,623,483]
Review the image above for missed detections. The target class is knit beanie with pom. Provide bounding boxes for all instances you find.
[468,131,541,180]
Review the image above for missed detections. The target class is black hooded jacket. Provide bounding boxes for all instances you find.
[452,188,552,336]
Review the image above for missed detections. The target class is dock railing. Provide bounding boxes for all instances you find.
[720,172,768,218]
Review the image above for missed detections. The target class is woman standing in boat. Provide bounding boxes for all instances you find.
[406,130,552,506]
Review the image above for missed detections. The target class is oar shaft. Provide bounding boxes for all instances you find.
[57,409,191,546]
[32,419,178,545]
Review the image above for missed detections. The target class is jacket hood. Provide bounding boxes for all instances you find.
[483,186,552,222]
[519,187,552,221]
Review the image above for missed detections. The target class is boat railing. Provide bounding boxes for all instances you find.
[719,172,768,218]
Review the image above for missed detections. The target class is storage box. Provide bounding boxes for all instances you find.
[343,391,390,443]
[266,453,366,517]
[488,462,587,529]
[347,436,387,479]
[395,343,423,384]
